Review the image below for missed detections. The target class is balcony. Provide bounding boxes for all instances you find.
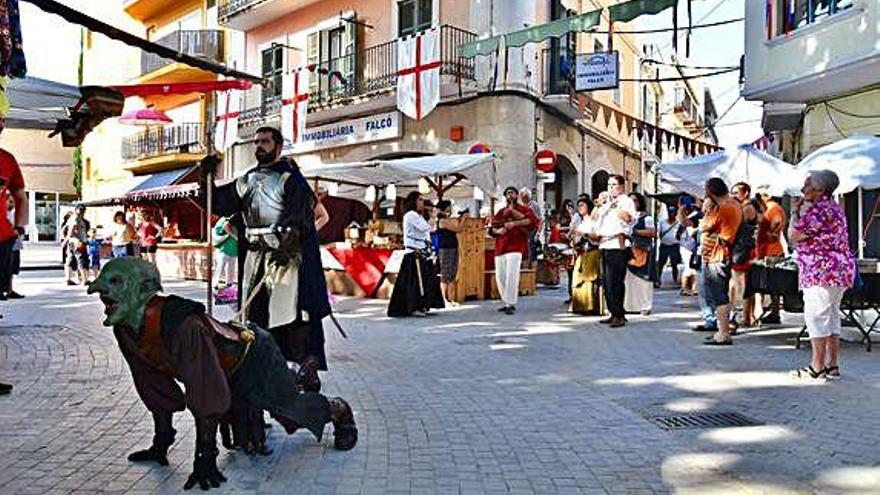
[140,30,224,87]
[218,0,322,31]
[122,122,208,174]
[124,0,201,23]
[237,25,476,132]
[743,0,878,102]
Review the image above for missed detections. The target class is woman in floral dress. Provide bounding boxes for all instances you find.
[790,170,855,380]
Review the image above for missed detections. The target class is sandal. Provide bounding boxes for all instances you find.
[329,397,358,451]
[790,366,826,380]
[824,366,841,380]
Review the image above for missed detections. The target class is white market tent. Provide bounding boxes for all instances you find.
[792,135,880,194]
[655,144,794,197]
[299,153,500,199]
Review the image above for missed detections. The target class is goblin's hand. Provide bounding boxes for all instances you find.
[183,445,226,491]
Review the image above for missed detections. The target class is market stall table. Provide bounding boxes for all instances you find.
[325,245,394,298]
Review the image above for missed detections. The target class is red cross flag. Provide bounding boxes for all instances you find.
[214,90,241,152]
[282,69,310,144]
[396,28,441,121]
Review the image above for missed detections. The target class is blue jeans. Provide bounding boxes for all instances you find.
[697,267,717,329]
[112,245,129,258]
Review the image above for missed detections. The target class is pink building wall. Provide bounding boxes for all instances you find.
[244,0,472,73]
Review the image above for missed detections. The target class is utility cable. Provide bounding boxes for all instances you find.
[642,59,739,70]
[595,17,743,34]
[825,101,880,119]
[618,67,738,82]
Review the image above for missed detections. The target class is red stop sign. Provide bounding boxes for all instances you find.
[535,150,557,173]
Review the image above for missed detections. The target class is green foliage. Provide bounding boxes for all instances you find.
[73,146,82,196]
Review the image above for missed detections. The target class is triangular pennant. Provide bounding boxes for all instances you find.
[613,108,624,131]
[601,103,613,127]
[636,123,644,140]
[674,134,681,152]
[588,98,600,121]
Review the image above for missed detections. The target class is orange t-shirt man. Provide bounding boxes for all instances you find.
[756,199,786,259]
[702,198,743,264]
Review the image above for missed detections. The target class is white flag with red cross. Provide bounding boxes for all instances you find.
[281,69,310,145]
[214,90,241,152]
[396,28,442,121]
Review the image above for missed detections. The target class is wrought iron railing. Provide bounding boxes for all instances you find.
[122,123,207,161]
[142,30,224,75]
[218,0,271,22]
[238,25,477,126]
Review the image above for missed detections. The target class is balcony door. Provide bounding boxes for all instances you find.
[398,0,432,37]
[307,14,358,104]
[261,45,284,109]
[548,0,575,95]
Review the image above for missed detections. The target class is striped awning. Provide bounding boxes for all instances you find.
[460,9,601,58]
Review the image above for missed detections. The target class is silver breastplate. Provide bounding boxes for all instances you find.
[236,167,290,228]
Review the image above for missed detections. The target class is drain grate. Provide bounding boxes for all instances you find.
[646,412,762,430]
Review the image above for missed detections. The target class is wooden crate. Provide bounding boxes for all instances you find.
[451,217,487,302]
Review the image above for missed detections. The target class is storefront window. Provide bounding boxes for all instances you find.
[33,192,77,242]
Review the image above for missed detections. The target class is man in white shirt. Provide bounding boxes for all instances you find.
[590,174,636,327]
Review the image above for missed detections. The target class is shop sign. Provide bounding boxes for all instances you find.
[288,111,402,153]
[575,51,619,92]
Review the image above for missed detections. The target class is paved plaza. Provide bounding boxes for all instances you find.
[1,270,879,495]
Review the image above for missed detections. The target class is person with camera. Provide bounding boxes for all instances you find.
[592,175,636,328]
[569,195,602,315]
[700,178,743,346]
[388,192,445,317]
[434,200,467,307]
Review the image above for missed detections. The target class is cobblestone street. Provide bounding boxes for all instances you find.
[1,271,879,494]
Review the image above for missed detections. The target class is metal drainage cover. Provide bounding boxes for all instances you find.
[646,412,762,430]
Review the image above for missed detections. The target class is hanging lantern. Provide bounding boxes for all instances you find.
[473,187,484,201]
[327,182,339,196]
[365,185,377,202]
[386,184,397,201]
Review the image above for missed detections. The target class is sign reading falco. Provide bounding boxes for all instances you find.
[287,111,402,153]
[575,51,619,92]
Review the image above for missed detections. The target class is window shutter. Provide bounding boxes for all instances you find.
[342,13,358,95]
[307,31,320,97]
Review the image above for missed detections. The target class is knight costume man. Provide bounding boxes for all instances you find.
[88,258,357,491]
[201,127,331,371]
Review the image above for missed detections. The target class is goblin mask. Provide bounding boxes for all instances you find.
[87,257,163,330]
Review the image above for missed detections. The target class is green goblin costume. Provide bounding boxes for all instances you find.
[88,258,357,491]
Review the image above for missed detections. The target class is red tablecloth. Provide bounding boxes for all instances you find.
[326,246,394,297]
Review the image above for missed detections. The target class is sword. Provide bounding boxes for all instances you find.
[328,312,348,339]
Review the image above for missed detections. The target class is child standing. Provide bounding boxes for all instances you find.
[86,228,102,281]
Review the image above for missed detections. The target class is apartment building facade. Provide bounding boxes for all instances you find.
[217,0,652,214]
[743,0,879,257]
[82,0,229,234]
